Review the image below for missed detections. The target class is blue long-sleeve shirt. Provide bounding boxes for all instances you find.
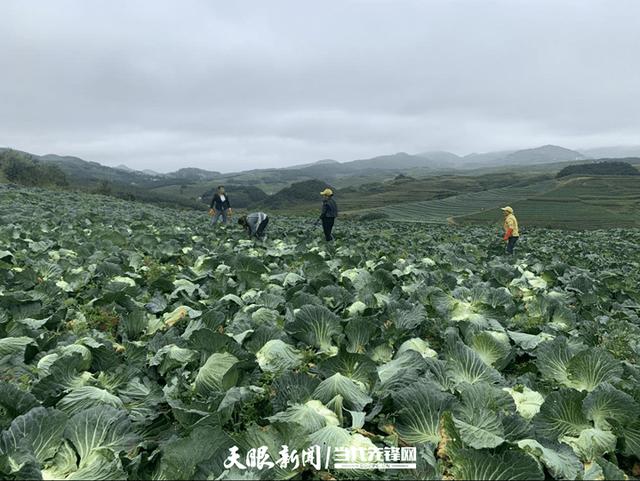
[210,194,231,211]
[320,198,338,218]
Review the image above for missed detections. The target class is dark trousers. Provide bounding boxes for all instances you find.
[256,217,269,238]
[506,236,519,254]
[322,217,335,241]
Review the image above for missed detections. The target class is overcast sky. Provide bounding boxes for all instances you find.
[2,0,640,172]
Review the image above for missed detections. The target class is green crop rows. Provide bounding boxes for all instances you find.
[1,186,640,480]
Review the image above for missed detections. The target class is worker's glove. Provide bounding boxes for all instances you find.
[209,209,216,216]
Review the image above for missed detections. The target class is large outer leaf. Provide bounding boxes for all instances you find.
[56,386,124,417]
[0,382,40,424]
[319,350,379,388]
[565,349,623,392]
[503,387,544,420]
[583,382,640,430]
[255,339,303,374]
[377,350,426,389]
[268,400,339,433]
[396,338,437,359]
[453,407,505,449]
[507,330,554,351]
[469,331,511,368]
[533,389,590,440]
[393,380,456,444]
[0,407,67,463]
[66,451,126,480]
[149,344,198,375]
[64,406,138,464]
[156,426,234,480]
[0,336,33,360]
[271,372,319,412]
[517,438,582,480]
[617,419,640,459]
[31,354,91,403]
[307,425,351,449]
[534,337,575,385]
[312,373,372,411]
[194,352,239,395]
[0,442,42,480]
[451,449,544,480]
[446,339,503,386]
[459,382,514,414]
[41,440,78,480]
[562,428,617,462]
[287,305,342,352]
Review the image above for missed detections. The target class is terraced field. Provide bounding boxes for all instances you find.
[368,180,557,223]
[352,176,640,229]
[456,176,640,229]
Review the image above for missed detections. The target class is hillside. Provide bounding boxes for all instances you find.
[4,145,640,222]
[356,180,556,224]
[0,149,68,188]
[261,179,335,210]
[557,159,639,178]
[38,153,154,184]
[503,145,586,165]
[349,174,640,229]
[454,176,640,229]
[233,172,552,215]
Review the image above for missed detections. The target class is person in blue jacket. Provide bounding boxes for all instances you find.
[319,188,338,241]
[209,186,232,224]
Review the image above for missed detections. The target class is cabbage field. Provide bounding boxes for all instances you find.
[1,186,640,480]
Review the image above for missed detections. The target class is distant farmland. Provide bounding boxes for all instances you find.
[353,176,640,229]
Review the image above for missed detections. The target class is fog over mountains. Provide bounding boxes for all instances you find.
[3,143,639,184]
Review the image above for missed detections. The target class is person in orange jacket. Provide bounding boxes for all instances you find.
[501,206,519,254]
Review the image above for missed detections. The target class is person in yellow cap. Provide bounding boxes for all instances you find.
[320,188,338,241]
[501,206,519,254]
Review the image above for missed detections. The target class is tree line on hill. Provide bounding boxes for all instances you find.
[0,149,68,187]
[556,160,639,178]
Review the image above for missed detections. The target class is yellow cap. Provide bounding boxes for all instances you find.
[320,188,333,196]
[501,206,513,213]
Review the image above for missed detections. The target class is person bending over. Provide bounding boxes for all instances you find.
[238,212,269,240]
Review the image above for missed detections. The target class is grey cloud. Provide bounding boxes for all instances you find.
[1,0,640,172]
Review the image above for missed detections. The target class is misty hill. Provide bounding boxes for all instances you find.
[461,145,585,167]
[261,179,335,209]
[557,159,640,178]
[168,167,221,181]
[463,150,517,165]
[0,149,68,187]
[580,145,640,159]
[0,144,593,193]
[416,150,462,165]
[275,152,441,178]
[342,152,433,171]
[503,145,586,165]
[28,152,153,185]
